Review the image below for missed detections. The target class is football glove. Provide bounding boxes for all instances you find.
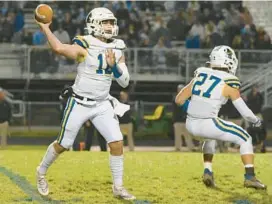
[59,86,73,100]
[252,117,262,128]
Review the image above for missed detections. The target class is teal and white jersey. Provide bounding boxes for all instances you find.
[71,35,126,101]
[187,67,241,119]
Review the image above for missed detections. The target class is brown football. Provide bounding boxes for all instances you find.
[35,4,53,24]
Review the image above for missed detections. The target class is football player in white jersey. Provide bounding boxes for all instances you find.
[35,8,136,200]
[176,46,266,189]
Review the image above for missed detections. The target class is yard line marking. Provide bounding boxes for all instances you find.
[0,166,50,204]
[0,165,150,203]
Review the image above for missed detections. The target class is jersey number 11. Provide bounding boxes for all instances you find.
[96,54,112,75]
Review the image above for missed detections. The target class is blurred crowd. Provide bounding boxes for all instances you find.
[0,1,271,76]
[0,1,271,50]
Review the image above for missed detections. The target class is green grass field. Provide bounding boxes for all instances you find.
[0,146,272,204]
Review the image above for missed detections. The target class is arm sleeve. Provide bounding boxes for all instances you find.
[232,97,258,123]
[113,63,129,88]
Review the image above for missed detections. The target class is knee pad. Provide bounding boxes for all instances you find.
[202,140,216,154]
[240,137,253,155]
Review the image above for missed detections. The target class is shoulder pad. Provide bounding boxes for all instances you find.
[112,39,126,50]
[224,77,241,89]
[72,35,89,48]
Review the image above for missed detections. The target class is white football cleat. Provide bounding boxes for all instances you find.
[112,185,136,200]
[36,166,49,196]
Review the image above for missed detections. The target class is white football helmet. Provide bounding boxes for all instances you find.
[208,45,238,75]
[85,7,118,39]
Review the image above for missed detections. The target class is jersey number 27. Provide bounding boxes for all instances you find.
[192,73,221,98]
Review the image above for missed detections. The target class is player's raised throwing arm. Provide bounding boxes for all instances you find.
[36,21,87,61]
[106,49,129,88]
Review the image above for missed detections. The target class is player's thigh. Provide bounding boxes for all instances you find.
[212,118,251,145]
[91,101,123,143]
[187,118,250,145]
[57,97,90,148]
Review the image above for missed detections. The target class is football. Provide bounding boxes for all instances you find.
[34,4,53,24]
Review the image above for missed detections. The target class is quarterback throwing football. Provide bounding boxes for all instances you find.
[35,7,135,200]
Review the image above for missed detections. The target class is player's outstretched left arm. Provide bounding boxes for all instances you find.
[175,81,193,105]
[223,85,261,126]
[106,49,129,88]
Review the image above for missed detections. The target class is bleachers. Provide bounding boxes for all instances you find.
[0,44,26,78]
[243,1,272,39]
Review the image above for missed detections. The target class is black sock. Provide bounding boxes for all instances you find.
[245,167,255,176]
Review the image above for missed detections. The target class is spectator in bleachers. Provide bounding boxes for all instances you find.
[14,9,24,33]
[76,7,85,24]
[32,29,46,45]
[256,27,271,50]
[0,11,14,43]
[52,23,71,67]
[138,31,152,69]
[164,1,176,13]
[186,34,200,49]
[53,23,70,44]
[125,8,141,47]
[187,1,200,12]
[21,27,33,45]
[188,18,205,42]
[201,8,215,24]
[221,8,232,27]
[199,1,213,12]
[232,33,243,49]
[150,17,170,46]
[153,36,169,72]
[167,11,189,41]
[215,20,230,46]
[204,21,224,48]
[136,1,155,12]
[240,7,253,26]
[0,1,9,16]
[75,27,83,36]
[240,25,255,49]
[62,12,76,40]
[115,2,130,35]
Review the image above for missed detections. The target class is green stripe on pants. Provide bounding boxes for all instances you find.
[57,98,75,144]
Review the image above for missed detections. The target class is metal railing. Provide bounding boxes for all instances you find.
[1,45,271,83]
[9,101,172,129]
[1,45,272,122]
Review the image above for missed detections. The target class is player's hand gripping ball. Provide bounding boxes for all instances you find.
[34,4,53,24]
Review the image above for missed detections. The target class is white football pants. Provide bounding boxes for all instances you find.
[186,117,253,155]
[57,97,123,149]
